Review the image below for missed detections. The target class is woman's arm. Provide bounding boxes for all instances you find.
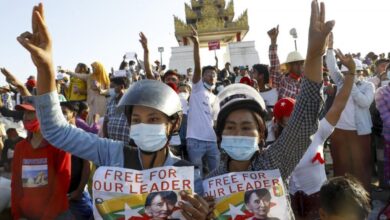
[325,34,344,87]
[18,3,124,166]
[139,32,154,80]
[262,1,334,180]
[189,26,201,84]
[0,68,31,97]
[325,52,356,126]
[66,71,89,81]
[69,159,91,201]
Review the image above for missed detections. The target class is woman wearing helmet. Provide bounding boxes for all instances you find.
[17,4,209,220]
[204,1,334,219]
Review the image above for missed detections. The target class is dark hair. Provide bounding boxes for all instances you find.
[111,77,130,89]
[216,101,267,144]
[129,60,136,66]
[77,63,90,74]
[375,58,389,67]
[233,66,239,72]
[119,60,129,70]
[320,175,371,219]
[163,70,179,81]
[252,64,270,84]
[145,191,178,207]
[202,65,217,76]
[60,101,79,113]
[178,82,192,93]
[77,101,88,116]
[244,189,271,204]
[6,128,17,135]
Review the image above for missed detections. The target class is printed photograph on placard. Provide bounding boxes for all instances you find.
[21,164,49,187]
[203,170,288,220]
[92,166,194,220]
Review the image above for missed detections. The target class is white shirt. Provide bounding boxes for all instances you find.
[289,118,335,195]
[260,88,278,107]
[336,95,356,130]
[234,75,243,84]
[260,88,278,142]
[179,97,189,115]
[186,80,217,142]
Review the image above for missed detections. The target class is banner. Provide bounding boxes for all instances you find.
[93,166,194,220]
[203,170,288,220]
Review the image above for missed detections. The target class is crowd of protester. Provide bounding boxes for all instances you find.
[0,1,389,219]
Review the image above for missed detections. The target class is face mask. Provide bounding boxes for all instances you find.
[217,85,224,93]
[204,82,215,91]
[221,136,259,161]
[130,123,168,152]
[178,92,189,100]
[109,88,116,97]
[23,119,40,133]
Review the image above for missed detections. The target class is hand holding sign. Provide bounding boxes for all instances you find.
[179,191,209,220]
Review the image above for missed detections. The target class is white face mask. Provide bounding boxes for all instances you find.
[178,92,189,100]
[204,82,215,91]
[130,123,168,152]
[220,136,259,161]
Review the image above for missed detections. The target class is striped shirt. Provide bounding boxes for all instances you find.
[269,45,301,99]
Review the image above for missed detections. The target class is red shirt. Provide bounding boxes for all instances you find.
[11,137,71,220]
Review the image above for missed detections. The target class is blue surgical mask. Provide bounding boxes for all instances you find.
[203,82,215,91]
[221,136,259,161]
[130,123,168,152]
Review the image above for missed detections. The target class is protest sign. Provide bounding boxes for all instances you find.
[203,169,288,220]
[208,40,220,51]
[93,166,194,220]
[125,52,137,60]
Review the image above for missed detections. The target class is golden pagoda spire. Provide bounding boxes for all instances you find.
[174,0,249,47]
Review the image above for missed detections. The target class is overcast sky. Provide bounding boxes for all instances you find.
[0,0,388,85]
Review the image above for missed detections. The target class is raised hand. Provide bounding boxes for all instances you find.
[307,0,335,59]
[267,25,279,45]
[335,49,356,74]
[17,3,56,94]
[0,68,23,88]
[17,3,53,70]
[139,32,148,51]
[189,25,199,45]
